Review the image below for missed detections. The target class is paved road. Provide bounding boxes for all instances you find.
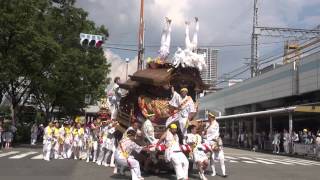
[0,147,319,180]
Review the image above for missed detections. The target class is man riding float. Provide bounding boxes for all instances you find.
[166,87,196,143]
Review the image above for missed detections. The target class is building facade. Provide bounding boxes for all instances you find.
[197,48,218,87]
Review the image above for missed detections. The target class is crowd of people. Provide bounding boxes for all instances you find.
[233,128,320,157]
[40,86,228,180]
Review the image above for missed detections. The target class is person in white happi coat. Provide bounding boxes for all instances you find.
[110,77,122,120]
[204,112,227,177]
[158,17,172,60]
[30,123,38,145]
[115,129,149,180]
[142,114,157,144]
[104,120,117,167]
[187,125,209,180]
[123,121,142,139]
[63,121,73,159]
[166,87,196,142]
[96,120,111,166]
[159,123,189,180]
[52,120,61,159]
[72,123,85,160]
[43,122,54,161]
[90,121,100,162]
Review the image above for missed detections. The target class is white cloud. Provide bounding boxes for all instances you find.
[104,49,137,88]
[76,0,320,78]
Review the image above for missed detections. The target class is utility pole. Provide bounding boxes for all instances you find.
[251,0,259,77]
[137,0,145,70]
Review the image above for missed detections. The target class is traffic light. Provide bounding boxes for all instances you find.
[80,33,105,48]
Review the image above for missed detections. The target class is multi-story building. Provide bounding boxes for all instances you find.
[197,48,218,87]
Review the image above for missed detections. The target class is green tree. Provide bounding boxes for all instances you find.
[0,0,60,125]
[31,0,110,120]
[0,0,110,123]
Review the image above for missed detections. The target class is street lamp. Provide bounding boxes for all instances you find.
[125,58,129,80]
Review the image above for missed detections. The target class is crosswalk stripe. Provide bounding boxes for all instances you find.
[9,152,38,159]
[256,158,294,165]
[225,156,238,160]
[242,160,257,164]
[277,159,312,166]
[0,151,20,157]
[253,159,275,165]
[239,157,253,160]
[282,159,320,166]
[228,160,238,163]
[31,154,44,159]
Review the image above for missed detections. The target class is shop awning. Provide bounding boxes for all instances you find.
[216,106,296,120]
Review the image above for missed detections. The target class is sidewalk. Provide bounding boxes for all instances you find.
[224,144,320,161]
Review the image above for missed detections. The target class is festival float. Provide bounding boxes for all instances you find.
[116,18,209,138]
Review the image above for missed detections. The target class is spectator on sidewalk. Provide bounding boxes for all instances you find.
[283,129,290,154]
[291,131,299,154]
[272,131,280,154]
[238,131,244,147]
[0,120,3,150]
[316,132,320,159]
[248,132,253,149]
[3,121,13,149]
[30,123,38,145]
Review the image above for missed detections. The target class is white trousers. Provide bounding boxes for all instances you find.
[179,117,188,140]
[171,152,189,180]
[211,149,226,176]
[31,133,37,145]
[43,140,52,161]
[115,152,142,180]
[159,20,172,58]
[64,142,73,159]
[185,20,199,52]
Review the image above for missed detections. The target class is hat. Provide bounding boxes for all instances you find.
[180,88,188,93]
[208,112,216,118]
[170,124,177,129]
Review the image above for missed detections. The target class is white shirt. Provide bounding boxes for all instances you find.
[206,121,219,141]
[186,133,202,147]
[142,119,156,144]
[117,137,143,158]
[169,91,196,118]
[165,130,180,151]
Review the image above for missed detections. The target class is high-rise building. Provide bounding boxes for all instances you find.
[197,48,218,87]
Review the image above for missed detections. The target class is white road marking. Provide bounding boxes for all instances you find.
[31,154,44,159]
[278,159,312,166]
[229,160,238,163]
[282,159,320,166]
[256,158,294,165]
[239,157,254,160]
[9,152,38,159]
[0,151,20,157]
[252,159,275,165]
[242,160,257,164]
[225,156,238,160]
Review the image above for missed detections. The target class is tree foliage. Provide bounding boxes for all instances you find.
[0,0,110,123]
